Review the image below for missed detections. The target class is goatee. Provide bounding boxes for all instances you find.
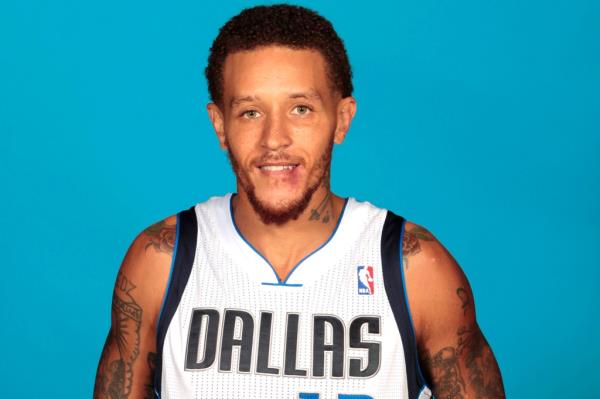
[227,140,333,225]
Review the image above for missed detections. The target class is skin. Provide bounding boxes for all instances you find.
[207,46,356,280]
[94,219,174,399]
[94,45,505,398]
[403,223,505,398]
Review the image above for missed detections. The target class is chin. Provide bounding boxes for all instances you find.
[227,148,329,225]
[257,188,303,208]
[246,184,319,226]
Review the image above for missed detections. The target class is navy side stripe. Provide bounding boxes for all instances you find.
[153,206,198,398]
[380,210,426,398]
[399,219,431,390]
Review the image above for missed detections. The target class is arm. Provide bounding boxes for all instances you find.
[94,216,176,399]
[402,222,505,399]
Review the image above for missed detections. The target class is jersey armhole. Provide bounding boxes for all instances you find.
[399,218,433,393]
[156,213,181,334]
[381,210,433,398]
[153,205,198,398]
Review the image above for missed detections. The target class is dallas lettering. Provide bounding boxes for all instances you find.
[184,309,381,378]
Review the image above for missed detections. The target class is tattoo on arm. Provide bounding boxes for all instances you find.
[144,352,157,399]
[309,191,332,223]
[94,273,143,399]
[421,347,466,399]
[144,221,176,254]
[402,225,433,269]
[421,288,505,399]
[457,325,505,397]
[456,287,470,315]
[94,334,112,397]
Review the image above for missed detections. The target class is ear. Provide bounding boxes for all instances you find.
[207,103,227,150]
[334,96,357,144]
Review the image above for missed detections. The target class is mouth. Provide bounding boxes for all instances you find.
[258,163,299,172]
[255,163,302,183]
[258,163,300,173]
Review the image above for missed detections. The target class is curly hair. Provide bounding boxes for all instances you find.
[205,4,353,106]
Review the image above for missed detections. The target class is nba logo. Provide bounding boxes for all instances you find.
[357,266,374,295]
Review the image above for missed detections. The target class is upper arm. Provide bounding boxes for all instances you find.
[402,221,505,399]
[94,215,176,399]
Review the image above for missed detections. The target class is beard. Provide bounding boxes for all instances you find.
[227,139,334,226]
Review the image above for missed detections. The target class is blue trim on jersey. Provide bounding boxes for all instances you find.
[261,282,303,287]
[154,213,180,399]
[417,386,433,399]
[280,197,349,284]
[229,194,349,285]
[398,219,430,389]
[156,213,180,342]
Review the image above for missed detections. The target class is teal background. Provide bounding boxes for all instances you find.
[1,0,598,397]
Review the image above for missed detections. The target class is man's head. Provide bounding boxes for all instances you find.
[205,4,356,225]
[205,4,353,108]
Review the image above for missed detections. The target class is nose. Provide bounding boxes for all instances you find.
[260,112,292,151]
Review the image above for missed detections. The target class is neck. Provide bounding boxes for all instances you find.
[231,184,346,281]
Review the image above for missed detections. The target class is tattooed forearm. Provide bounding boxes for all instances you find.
[423,288,505,399]
[144,352,157,399]
[402,225,433,269]
[94,273,143,399]
[456,287,470,315]
[421,347,466,399]
[113,273,142,396]
[309,191,332,223]
[455,288,505,398]
[423,327,504,399]
[94,334,112,396]
[144,220,176,254]
[457,326,505,397]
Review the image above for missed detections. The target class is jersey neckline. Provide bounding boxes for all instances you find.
[227,193,350,286]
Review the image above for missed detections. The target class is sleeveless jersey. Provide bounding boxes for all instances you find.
[153,194,432,399]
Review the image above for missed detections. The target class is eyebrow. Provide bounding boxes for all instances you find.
[229,90,323,109]
[289,90,322,101]
[230,95,257,108]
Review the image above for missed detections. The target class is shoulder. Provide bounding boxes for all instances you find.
[401,220,475,344]
[115,214,178,325]
[401,220,464,280]
[122,214,178,268]
[400,220,506,397]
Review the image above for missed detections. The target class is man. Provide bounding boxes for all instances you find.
[94,4,505,399]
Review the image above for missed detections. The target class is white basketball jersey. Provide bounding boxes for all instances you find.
[153,194,432,399]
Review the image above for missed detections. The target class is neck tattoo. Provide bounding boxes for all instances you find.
[309,191,332,223]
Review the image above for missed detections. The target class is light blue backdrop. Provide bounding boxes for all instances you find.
[1,0,598,397]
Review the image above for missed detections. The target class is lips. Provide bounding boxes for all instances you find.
[258,164,299,172]
[255,162,302,183]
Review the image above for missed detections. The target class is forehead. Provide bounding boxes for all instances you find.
[221,46,331,100]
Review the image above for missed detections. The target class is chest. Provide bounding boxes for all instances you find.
[156,197,416,398]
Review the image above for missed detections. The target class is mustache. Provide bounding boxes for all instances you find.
[252,152,303,166]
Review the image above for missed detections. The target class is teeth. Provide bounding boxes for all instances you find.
[261,165,296,171]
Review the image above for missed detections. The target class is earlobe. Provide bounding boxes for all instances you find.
[334,96,357,144]
[207,103,227,150]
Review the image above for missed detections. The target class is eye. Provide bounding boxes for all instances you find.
[292,105,312,115]
[241,110,261,119]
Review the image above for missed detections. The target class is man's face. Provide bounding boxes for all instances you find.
[208,45,355,224]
